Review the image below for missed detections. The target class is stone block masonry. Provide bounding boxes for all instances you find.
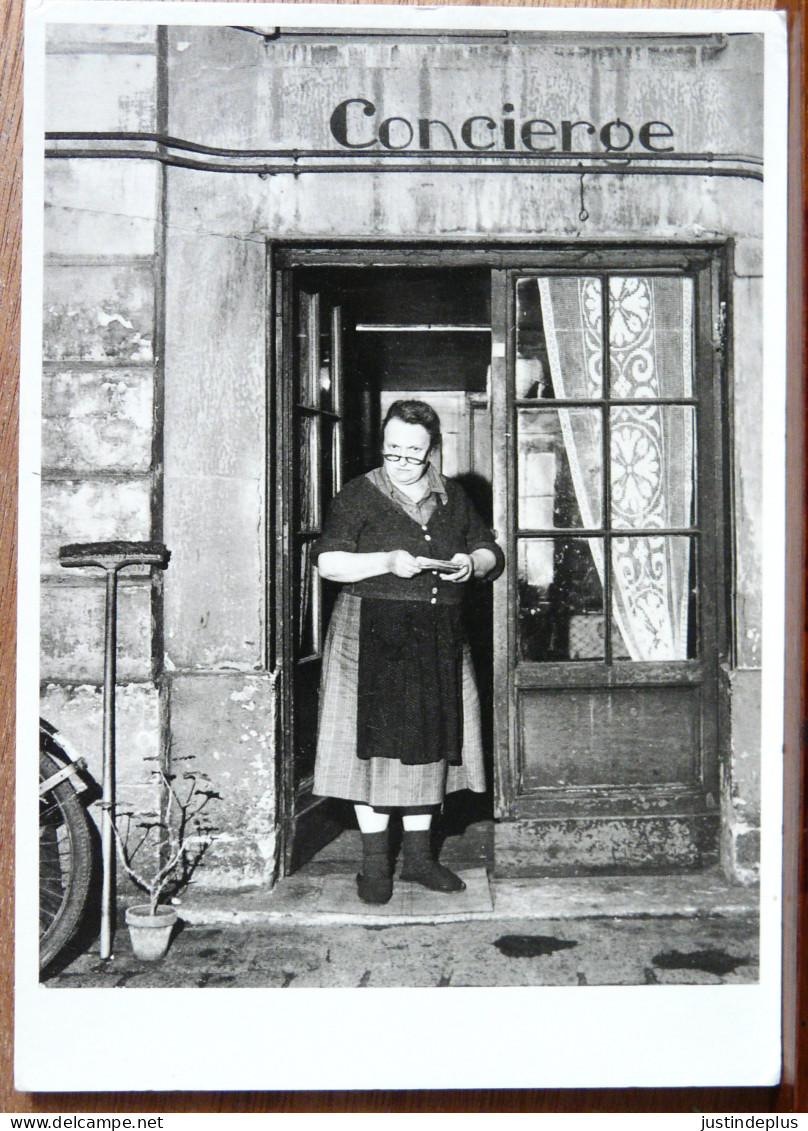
[166,674,279,888]
[40,25,165,832]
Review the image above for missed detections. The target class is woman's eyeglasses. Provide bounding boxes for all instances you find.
[383,452,429,467]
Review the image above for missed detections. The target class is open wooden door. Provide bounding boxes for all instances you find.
[490,252,727,873]
[276,271,346,873]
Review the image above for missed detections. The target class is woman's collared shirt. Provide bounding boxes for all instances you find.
[366,461,447,527]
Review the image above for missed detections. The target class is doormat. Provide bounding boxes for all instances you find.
[315,867,493,917]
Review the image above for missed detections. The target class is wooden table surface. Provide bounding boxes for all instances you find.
[1,0,805,1113]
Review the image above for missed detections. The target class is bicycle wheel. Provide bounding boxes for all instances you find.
[40,749,93,970]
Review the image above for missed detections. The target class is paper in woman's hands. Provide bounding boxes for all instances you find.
[415,557,463,572]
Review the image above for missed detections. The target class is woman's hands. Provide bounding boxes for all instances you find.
[386,549,424,578]
[442,552,474,583]
[386,550,480,583]
[442,549,497,583]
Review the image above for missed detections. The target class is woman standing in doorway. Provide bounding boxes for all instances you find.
[312,400,504,904]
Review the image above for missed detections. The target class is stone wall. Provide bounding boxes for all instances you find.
[41,24,164,843]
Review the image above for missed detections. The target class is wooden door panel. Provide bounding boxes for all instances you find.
[518,685,699,790]
[294,660,321,785]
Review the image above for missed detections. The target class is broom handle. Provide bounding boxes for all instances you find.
[100,566,118,960]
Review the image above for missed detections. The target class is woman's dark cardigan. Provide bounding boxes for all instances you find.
[311,473,504,767]
[311,474,504,603]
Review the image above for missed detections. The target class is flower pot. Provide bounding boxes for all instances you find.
[125,904,178,961]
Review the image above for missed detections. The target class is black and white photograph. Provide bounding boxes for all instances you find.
[16,1,788,1091]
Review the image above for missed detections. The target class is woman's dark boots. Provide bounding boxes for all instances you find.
[356,829,393,905]
[400,829,466,893]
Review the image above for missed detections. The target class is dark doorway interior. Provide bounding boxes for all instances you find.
[288,266,496,873]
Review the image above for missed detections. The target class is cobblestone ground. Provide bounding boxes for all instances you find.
[44,915,759,989]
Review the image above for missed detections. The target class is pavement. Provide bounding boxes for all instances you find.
[43,849,760,989]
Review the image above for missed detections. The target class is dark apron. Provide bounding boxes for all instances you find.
[357,598,464,766]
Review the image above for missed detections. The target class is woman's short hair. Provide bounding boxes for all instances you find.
[381,400,442,452]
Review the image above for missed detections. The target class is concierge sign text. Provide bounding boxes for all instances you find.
[330,99,675,153]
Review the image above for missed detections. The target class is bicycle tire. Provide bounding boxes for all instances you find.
[40,749,93,970]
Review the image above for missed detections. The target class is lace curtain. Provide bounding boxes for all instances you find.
[538,276,695,662]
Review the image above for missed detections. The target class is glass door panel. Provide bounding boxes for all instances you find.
[296,414,320,533]
[511,270,699,669]
[517,407,602,530]
[296,290,320,407]
[611,534,699,662]
[516,275,603,400]
[608,276,694,400]
[609,405,696,530]
[517,536,605,662]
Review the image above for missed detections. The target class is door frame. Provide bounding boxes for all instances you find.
[269,239,733,875]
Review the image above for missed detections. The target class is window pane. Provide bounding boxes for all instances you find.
[297,541,319,658]
[322,419,337,508]
[297,414,319,533]
[319,301,334,414]
[610,406,696,530]
[608,276,694,399]
[517,537,604,661]
[518,407,602,530]
[332,304,344,415]
[517,276,603,400]
[611,535,697,661]
[296,291,319,406]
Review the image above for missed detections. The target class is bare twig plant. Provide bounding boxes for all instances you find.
[112,757,221,915]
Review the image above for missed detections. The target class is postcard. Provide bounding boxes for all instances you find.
[17,0,789,1091]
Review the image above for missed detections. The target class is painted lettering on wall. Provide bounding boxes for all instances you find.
[330,98,675,153]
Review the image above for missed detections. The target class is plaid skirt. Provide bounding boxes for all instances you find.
[314,592,486,806]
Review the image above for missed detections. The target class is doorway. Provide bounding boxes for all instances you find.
[273,245,729,879]
[275,263,496,873]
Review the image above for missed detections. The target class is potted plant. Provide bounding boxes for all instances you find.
[112,759,220,961]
